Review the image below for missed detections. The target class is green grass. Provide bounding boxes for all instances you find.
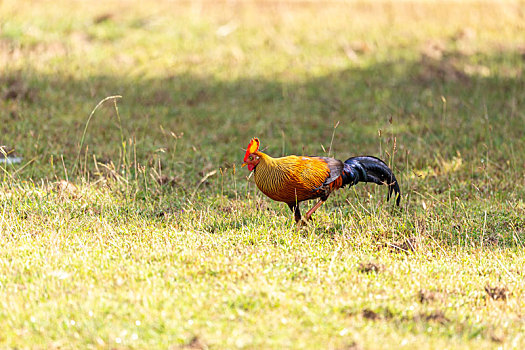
[1,0,524,348]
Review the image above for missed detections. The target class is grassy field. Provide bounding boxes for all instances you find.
[1,0,524,348]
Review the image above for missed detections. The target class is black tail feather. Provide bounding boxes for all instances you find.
[342,156,401,206]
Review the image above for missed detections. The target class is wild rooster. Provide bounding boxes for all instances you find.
[242,138,400,223]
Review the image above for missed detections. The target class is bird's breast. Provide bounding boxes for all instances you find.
[254,165,288,201]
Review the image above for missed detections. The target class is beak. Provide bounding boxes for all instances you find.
[241,163,247,167]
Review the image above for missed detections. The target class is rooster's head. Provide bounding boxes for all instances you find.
[242,138,260,171]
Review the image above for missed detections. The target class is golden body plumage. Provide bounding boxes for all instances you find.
[252,151,342,204]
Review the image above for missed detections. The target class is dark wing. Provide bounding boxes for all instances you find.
[311,156,344,186]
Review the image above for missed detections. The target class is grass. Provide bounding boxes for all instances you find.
[1,0,525,348]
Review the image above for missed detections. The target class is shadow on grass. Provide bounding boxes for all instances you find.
[2,50,523,176]
[1,49,524,233]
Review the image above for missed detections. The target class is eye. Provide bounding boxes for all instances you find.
[249,155,253,161]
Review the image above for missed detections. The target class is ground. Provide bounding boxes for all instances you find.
[0,0,524,349]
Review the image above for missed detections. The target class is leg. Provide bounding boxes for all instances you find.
[287,202,302,223]
[304,199,326,221]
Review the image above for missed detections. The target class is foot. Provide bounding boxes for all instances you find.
[296,218,310,227]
